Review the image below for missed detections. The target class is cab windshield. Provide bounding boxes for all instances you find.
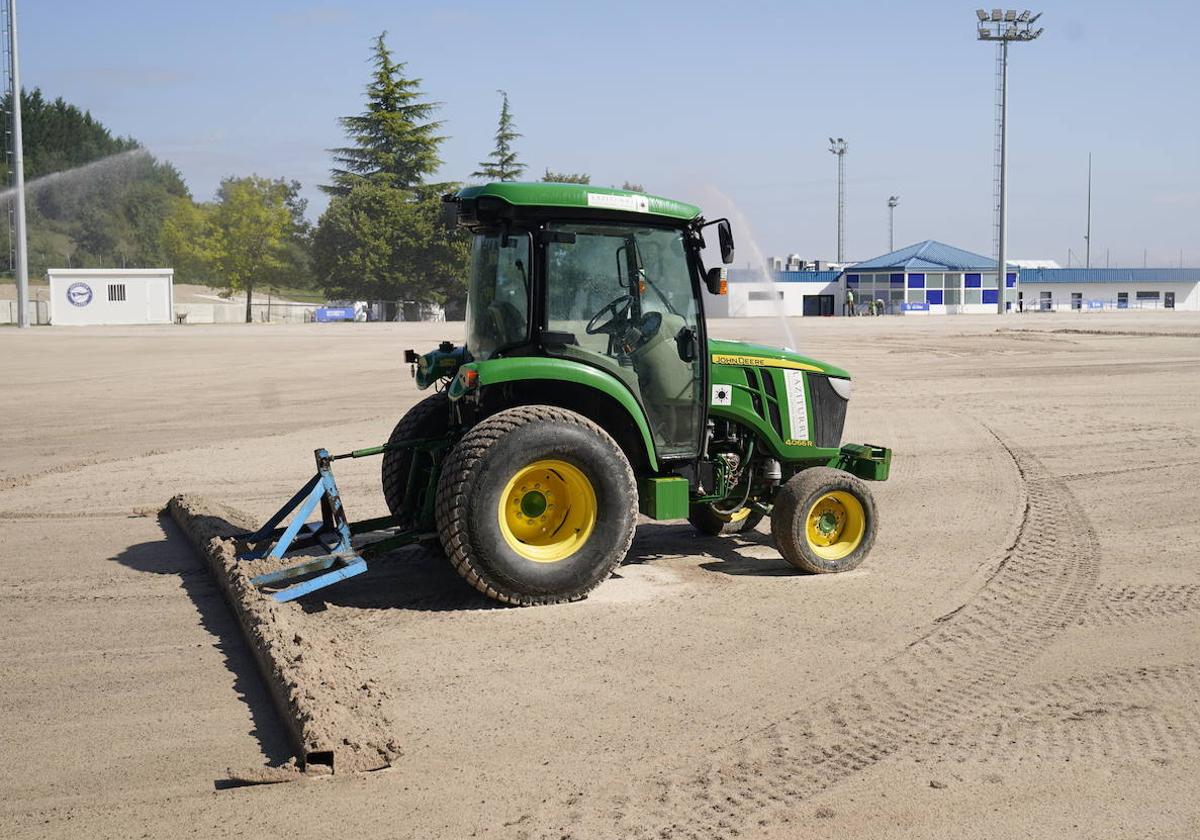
[543,221,702,458]
[465,231,530,360]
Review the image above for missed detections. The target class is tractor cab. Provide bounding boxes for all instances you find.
[451,182,732,461]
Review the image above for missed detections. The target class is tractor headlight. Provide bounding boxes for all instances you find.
[829,377,852,400]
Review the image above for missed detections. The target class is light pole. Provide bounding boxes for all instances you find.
[828,137,847,263]
[887,195,899,252]
[976,9,1043,315]
[6,0,29,327]
[1085,152,1092,268]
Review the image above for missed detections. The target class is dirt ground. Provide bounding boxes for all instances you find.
[2,312,1199,839]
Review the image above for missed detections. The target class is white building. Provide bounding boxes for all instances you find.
[711,242,1200,317]
[48,269,174,326]
[703,270,842,318]
[1016,268,1199,312]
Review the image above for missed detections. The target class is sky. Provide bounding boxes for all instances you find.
[19,0,1200,267]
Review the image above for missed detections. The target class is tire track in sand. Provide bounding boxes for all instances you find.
[930,663,1200,765]
[535,430,1101,840]
[1076,584,1200,626]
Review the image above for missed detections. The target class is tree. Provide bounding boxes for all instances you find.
[313,181,466,308]
[314,33,468,306]
[472,90,525,182]
[621,181,645,193]
[542,169,590,184]
[163,176,311,322]
[0,88,190,277]
[324,32,445,197]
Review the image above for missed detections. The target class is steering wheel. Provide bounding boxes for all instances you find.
[586,294,635,335]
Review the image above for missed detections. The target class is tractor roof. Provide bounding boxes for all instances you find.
[457,182,702,223]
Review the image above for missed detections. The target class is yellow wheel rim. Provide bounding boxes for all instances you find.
[805,490,866,561]
[713,505,752,523]
[498,459,597,563]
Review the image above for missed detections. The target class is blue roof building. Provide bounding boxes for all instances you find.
[846,240,1017,312]
[711,241,1198,317]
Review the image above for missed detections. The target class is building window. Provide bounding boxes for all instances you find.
[846,274,859,286]
[944,288,962,305]
[1136,291,1160,302]
[925,273,944,289]
[982,289,999,305]
[965,288,983,305]
[1039,290,1053,311]
[1071,292,1082,310]
[1117,292,1128,309]
[907,273,925,289]
[925,289,944,305]
[943,273,962,289]
[108,284,126,302]
[890,273,904,286]
[965,273,982,288]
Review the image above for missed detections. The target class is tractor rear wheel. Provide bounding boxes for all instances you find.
[381,393,449,525]
[435,405,638,606]
[688,502,764,536]
[771,467,877,574]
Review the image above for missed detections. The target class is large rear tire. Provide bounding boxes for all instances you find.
[435,405,638,606]
[381,393,449,524]
[771,467,877,573]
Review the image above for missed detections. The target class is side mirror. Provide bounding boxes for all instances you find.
[717,219,735,265]
[705,266,727,296]
[440,195,459,231]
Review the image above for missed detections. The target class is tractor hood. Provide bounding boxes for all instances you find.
[707,338,850,380]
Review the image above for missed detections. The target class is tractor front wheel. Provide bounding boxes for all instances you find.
[771,467,877,574]
[435,406,638,606]
[688,502,764,536]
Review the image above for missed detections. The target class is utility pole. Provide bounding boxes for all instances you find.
[887,195,899,252]
[7,0,28,327]
[976,9,1044,315]
[828,138,847,263]
[1084,152,1094,267]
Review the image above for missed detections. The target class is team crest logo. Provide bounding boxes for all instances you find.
[66,282,93,307]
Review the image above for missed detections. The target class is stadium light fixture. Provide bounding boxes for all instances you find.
[974,9,1045,315]
[887,195,899,252]
[828,138,849,263]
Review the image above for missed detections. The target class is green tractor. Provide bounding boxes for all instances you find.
[377,182,891,606]
[235,182,889,606]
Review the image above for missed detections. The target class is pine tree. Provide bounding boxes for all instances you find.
[542,169,590,184]
[472,91,525,182]
[314,33,468,306]
[324,32,444,196]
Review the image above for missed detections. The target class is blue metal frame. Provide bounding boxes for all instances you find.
[233,448,369,602]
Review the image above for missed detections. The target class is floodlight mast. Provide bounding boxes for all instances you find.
[976,9,1044,315]
[7,0,28,328]
[887,195,899,252]
[828,138,848,263]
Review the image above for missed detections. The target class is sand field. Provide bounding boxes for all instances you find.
[2,313,1198,838]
